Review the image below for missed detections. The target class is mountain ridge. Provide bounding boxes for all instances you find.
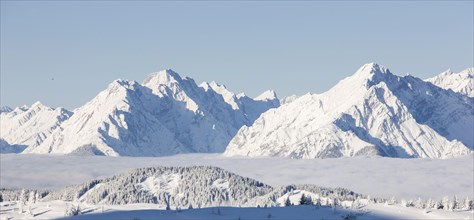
[2,64,472,159]
[224,63,473,159]
[8,69,279,156]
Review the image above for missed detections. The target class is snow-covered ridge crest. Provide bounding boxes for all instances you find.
[224,63,473,159]
[0,101,72,153]
[255,90,278,101]
[426,67,474,97]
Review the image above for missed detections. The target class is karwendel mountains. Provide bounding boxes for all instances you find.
[1,70,279,156]
[1,64,473,158]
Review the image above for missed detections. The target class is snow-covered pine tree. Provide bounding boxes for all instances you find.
[387,196,396,205]
[450,196,459,211]
[441,196,450,210]
[435,200,443,210]
[425,198,434,209]
[401,199,408,207]
[414,197,424,209]
[34,191,40,204]
[314,197,321,208]
[299,193,307,205]
[285,196,291,207]
[29,190,36,204]
[306,195,313,205]
[164,193,171,210]
[463,197,473,210]
[18,189,26,213]
[64,203,81,216]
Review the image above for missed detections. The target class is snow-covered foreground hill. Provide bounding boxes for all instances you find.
[1,200,472,220]
[1,154,472,200]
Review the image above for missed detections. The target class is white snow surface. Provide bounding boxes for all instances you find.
[1,199,473,220]
[1,154,472,200]
[23,69,279,156]
[138,173,181,196]
[427,67,474,97]
[225,63,474,159]
[280,94,299,105]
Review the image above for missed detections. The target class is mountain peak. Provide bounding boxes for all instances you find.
[355,63,390,77]
[31,101,48,109]
[255,90,278,101]
[460,67,474,75]
[209,81,227,90]
[142,69,182,86]
[108,79,139,91]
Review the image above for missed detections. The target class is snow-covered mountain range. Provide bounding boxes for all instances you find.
[2,64,472,158]
[1,70,279,156]
[224,63,473,159]
[426,68,474,97]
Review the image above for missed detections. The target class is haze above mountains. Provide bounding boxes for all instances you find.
[1,63,473,159]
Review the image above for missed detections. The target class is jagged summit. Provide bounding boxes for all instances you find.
[255,90,278,101]
[142,69,182,86]
[353,63,390,77]
[30,101,51,110]
[427,67,474,97]
[349,63,394,88]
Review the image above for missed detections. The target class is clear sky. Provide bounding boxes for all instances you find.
[1,1,473,109]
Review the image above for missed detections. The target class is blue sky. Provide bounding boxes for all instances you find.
[1,1,473,109]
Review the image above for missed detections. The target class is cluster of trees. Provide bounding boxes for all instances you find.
[249,184,364,207]
[0,188,48,202]
[42,166,273,208]
[396,196,474,211]
[1,189,44,217]
[278,191,474,212]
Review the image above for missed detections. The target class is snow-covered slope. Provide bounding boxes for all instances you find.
[0,102,72,153]
[426,68,474,97]
[280,95,299,105]
[28,80,184,156]
[28,70,279,156]
[225,63,473,159]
